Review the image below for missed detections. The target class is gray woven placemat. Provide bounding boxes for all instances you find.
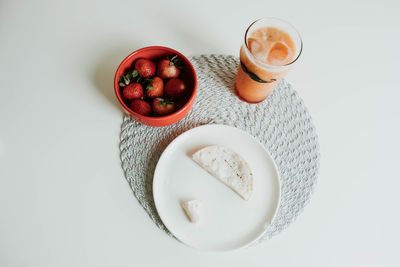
[119,54,320,245]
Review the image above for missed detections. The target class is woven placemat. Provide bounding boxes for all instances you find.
[119,54,320,245]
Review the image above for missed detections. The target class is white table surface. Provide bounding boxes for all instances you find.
[1,0,399,266]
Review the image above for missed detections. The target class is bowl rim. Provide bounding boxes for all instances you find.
[114,46,197,122]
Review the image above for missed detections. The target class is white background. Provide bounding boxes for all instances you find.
[0,0,399,266]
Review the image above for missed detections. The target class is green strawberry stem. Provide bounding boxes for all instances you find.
[156,97,174,106]
[168,55,184,70]
[131,70,139,78]
[119,66,155,88]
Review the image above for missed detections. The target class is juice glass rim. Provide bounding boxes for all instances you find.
[243,17,303,70]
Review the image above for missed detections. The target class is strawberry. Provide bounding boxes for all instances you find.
[157,55,184,79]
[122,82,143,100]
[146,76,164,98]
[165,78,186,96]
[134,58,156,78]
[130,99,151,116]
[152,97,175,116]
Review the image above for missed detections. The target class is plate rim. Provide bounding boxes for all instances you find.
[152,124,281,251]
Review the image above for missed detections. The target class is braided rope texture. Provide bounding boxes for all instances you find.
[119,55,320,244]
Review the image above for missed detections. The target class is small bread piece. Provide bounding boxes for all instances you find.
[192,145,253,200]
[181,200,201,223]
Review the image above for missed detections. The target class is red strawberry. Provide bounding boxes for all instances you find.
[165,78,186,96]
[152,98,175,116]
[157,55,183,79]
[146,76,164,98]
[130,99,151,116]
[134,58,156,78]
[122,82,143,100]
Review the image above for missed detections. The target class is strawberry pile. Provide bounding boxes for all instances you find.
[119,55,188,116]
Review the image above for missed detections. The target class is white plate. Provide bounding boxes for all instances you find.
[153,124,280,251]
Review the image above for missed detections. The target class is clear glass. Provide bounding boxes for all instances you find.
[234,18,302,103]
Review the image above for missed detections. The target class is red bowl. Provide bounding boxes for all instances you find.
[114,46,197,127]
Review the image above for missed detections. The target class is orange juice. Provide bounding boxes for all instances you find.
[235,18,302,103]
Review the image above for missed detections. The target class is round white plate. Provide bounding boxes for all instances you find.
[153,124,280,251]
